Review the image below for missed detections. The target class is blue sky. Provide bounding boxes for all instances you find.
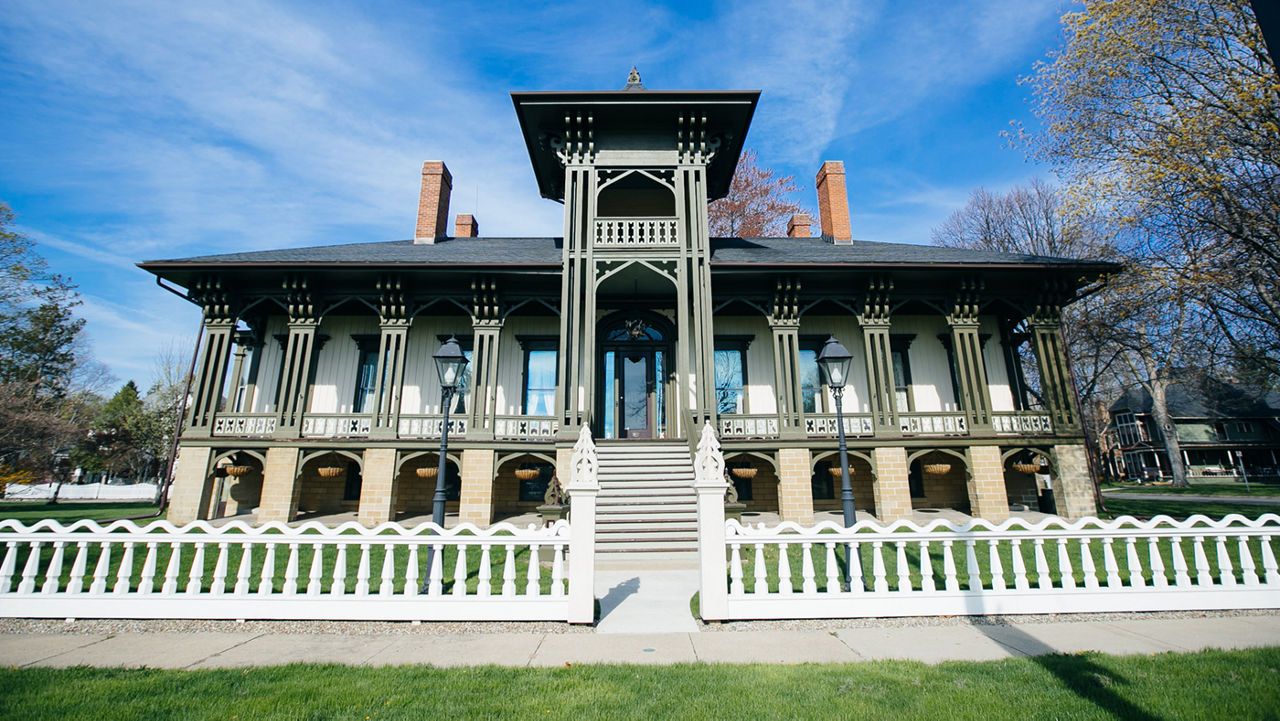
[0,0,1072,390]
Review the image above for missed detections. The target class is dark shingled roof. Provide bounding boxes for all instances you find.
[1111,378,1280,418]
[139,236,1115,271]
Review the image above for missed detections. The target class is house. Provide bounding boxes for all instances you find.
[1108,377,1280,482]
[140,76,1113,541]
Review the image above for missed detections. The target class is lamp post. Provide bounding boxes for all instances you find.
[816,336,858,588]
[431,336,469,527]
[423,336,469,590]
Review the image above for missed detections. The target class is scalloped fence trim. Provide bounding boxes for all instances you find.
[698,513,1280,621]
[0,518,590,623]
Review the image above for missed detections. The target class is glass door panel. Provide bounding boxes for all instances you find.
[622,354,650,438]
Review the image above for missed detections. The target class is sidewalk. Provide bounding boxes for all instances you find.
[2,614,1278,669]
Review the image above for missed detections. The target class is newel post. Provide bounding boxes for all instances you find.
[566,425,599,624]
[694,421,730,621]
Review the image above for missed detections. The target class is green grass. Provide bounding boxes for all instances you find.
[0,502,163,524]
[1101,497,1280,521]
[1103,483,1280,498]
[1,648,1278,720]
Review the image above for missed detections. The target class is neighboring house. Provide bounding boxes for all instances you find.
[140,76,1114,538]
[1107,378,1280,482]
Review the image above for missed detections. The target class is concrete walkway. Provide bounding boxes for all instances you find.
[1101,490,1280,506]
[2,615,1278,668]
[595,568,700,634]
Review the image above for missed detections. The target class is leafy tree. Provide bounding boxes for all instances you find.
[708,149,812,237]
[77,381,149,479]
[0,201,95,481]
[1023,0,1280,379]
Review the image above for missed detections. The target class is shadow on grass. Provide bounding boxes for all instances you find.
[967,621,1162,721]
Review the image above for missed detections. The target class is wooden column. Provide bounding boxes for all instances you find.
[947,279,993,433]
[556,160,594,438]
[468,277,503,441]
[858,276,899,435]
[185,277,237,438]
[769,277,805,439]
[371,274,409,439]
[1029,302,1079,431]
[274,276,321,437]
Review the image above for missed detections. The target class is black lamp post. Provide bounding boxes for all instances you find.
[816,336,858,587]
[423,336,469,590]
[431,336,469,527]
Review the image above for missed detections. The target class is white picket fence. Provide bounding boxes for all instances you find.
[698,513,1280,620]
[0,518,594,622]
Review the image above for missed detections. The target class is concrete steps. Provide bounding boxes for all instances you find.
[595,442,698,555]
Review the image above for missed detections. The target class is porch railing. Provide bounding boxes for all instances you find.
[301,414,372,438]
[593,217,679,247]
[804,414,874,438]
[397,415,468,439]
[899,412,968,436]
[698,513,1280,621]
[719,415,780,439]
[992,412,1054,435]
[494,415,558,441]
[212,413,276,437]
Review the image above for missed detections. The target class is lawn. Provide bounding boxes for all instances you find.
[1,648,1278,720]
[1100,496,1280,521]
[1102,482,1280,498]
[0,502,163,524]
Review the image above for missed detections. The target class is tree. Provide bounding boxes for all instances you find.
[708,149,812,237]
[77,381,149,479]
[1024,0,1280,380]
[0,201,95,480]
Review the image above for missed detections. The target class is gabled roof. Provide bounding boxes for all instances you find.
[1110,377,1280,419]
[139,235,1116,271]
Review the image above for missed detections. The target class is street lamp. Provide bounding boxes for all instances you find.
[431,336,469,527]
[816,336,858,588]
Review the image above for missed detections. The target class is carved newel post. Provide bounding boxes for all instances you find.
[566,425,599,624]
[694,421,730,621]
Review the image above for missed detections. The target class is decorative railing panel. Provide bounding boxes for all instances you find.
[397,415,467,439]
[301,414,373,438]
[593,218,679,247]
[804,414,874,437]
[992,413,1054,435]
[719,415,780,439]
[494,416,558,441]
[212,414,277,437]
[0,519,581,622]
[699,514,1280,620]
[899,413,968,436]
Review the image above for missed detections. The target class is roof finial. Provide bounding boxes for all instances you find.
[623,66,646,91]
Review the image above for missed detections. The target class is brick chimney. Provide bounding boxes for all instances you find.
[455,214,479,238]
[415,161,452,244]
[786,213,811,238]
[815,161,852,245]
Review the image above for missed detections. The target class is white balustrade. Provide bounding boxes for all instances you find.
[719,415,780,439]
[494,416,558,440]
[212,414,277,437]
[594,218,679,246]
[300,414,373,438]
[0,517,592,622]
[899,413,968,436]
[992,413,1054,435]
[804,414,874,437]
[699,513,1280,620]
[396,416,468,439]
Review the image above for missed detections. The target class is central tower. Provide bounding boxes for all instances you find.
[513,75,759,440]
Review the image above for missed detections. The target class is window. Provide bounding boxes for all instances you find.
[351,335,380,413]
[890,335,915,413]
[343,461,362,501]
[519,337,558,416]
[436,335,474,414]
[713,336,751,415]
[798,337,825,413]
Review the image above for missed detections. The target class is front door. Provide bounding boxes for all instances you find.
[597,313,672,440]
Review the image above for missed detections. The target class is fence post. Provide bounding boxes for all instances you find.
[566,426,599,624]
[694,421,730,621]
